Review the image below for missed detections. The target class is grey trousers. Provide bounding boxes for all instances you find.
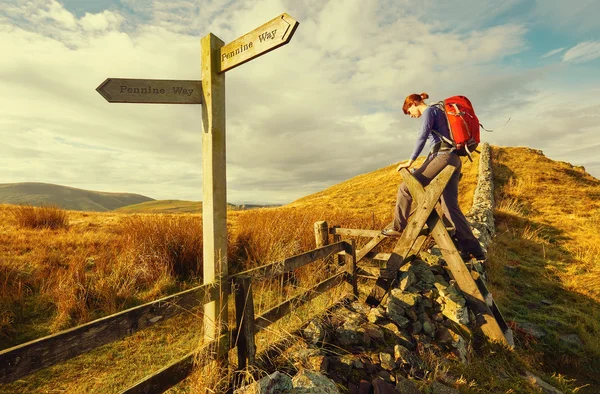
[393,152,484,256]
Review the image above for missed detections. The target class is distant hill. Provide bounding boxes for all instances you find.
[114,200,280,214]
[0,182,154,212]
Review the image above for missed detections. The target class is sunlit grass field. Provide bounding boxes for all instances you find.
[1,147,598,393]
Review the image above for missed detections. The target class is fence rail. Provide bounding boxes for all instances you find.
[0,281,221,384]
[0,235,356,394]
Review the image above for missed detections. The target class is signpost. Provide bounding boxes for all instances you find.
[96,13,299,345]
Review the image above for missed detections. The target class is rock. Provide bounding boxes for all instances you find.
[292,370,341,393]
[448,330,468,364]
[409,260,436,284]
[381,322,415,350]
[326,357,353,384]
[422,321,436,337]
[307,356,329,373]
[421,297,433,309]
[390,289,420,308]
[396,376,422,394]
[410,321,423,335]
[386,301,410,328]
[433,275,449,287]
[430,381,460,394]
[335,321,371,347]
[372,377,397,394]
[436,291,469,325]
[304,321,327,345]
[394,345,424,370]
[435,327,454,345]
[379,352,396,371]
[524,371,564,394]
[399,271,417,291]
[353,359,364,369]
[431,313,444,322]
[405,308,418,322]
[376,371,395,383]
[235,371,293,394]
[363,322,385,341]
[368,307,386,324]
[517,322,546,339]
[559,334,584,347]
[350,301,372,315]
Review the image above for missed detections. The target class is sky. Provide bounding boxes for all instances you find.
[1,0,599,205]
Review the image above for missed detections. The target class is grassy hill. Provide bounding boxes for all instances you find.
[0,182,154,212]
[0,147,599,393]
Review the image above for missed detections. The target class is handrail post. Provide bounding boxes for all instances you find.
[233,275,256,370]
[344,240,358,298]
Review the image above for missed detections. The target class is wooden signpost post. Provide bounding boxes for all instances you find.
[97,13,299,345]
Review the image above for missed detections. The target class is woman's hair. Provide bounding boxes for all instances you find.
[402,92,429,114]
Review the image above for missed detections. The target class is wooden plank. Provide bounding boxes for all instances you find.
[366,165,456,307]
[401,170,510,347]
[219,13,299,73]
[330,228,382,238]
[231,242,346,281]
[332,226,344,266]
[233,276,256,369]
[96,78,202,104]
[356,234,387,262]
[0,282,220,384]
[344,240,358,297]
[254,272,346,332]
[201,32,228,344]
[120,333,229,394]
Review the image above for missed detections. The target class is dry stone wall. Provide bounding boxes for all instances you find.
[466,142,495,253]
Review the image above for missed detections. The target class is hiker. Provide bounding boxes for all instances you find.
[382,92,485,261]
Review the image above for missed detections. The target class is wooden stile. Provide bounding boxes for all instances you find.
[366,165,456,306]
[400,169,510,346]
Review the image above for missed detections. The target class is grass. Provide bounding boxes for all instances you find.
[0,148,598,393]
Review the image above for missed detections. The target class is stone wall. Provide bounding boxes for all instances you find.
[466,143,495,253]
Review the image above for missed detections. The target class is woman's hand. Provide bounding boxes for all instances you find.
[396,159,414,172]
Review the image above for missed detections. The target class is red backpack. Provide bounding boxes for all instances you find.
[433,96,481,160]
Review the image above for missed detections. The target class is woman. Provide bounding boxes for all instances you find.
[382,92,485,261]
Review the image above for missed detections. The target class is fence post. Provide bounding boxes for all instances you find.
[344,240,358,298]
[332,225,344,267]
[314,221,329,248]
[233,275,256,370]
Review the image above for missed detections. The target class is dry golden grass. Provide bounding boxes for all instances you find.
[9,204,70,230]
[9,147,598,393]
[483,146,600,392]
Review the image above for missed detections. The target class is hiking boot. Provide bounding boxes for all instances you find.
[381,228,402,237]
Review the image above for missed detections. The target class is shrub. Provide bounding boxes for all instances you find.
[119,214,204,279]
[11,204,70,230]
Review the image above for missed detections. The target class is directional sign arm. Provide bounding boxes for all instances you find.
[96,78,203,104]
[218,13,299,73]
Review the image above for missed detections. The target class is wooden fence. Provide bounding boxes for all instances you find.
[0,231,359,393]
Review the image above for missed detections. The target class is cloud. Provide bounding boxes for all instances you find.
[1,0,599,205]
[541,47,565,58]
[563,41,600,63]
[532,0,600,35]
